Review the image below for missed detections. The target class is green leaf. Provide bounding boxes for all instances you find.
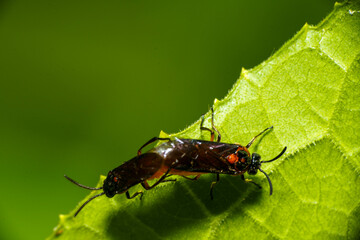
[48,1,360,239]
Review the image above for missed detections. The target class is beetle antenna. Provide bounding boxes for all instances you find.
[246,126,273,148]
[258,147,287,195]
[64,175,103,190]
[261,146,287,163]
[258,168,273,195]
[74,192,105,217]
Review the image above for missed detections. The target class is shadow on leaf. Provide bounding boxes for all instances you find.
[105,175,262,239]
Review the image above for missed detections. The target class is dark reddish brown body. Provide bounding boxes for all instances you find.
[65,108,286,217]
[108,138,252,195]
[152,138,250,177]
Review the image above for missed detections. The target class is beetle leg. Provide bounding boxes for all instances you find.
[126,190,144,200]
[137,137,171,156]
[181,175,201,181]
[200,113,215,141]
[241,175,262,189]
[210,107,221,142]
[160,174,177,182]
[141,181,151,189]
[200,108,221,142]
[246,126,273,148]
[210,173,220,200]
[162,174,176,182]
[141,167,174,190]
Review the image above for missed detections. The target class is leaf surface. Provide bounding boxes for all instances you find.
[48,2,360,239]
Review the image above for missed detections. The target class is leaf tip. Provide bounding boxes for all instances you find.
[240,67,249,79]
[59,214,66,221]
[334,1,345,9]
[159,130,170,138]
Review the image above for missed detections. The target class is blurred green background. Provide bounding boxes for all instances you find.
[0,0,336,239]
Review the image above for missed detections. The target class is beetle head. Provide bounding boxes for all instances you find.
[103,170,132,198]
[103,171,118,198]
[246,147,287,195]
[247,152,261,175]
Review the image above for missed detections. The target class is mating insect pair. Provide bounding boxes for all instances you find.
[65,108,287,217]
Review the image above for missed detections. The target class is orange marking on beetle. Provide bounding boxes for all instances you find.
[227,153,239,164]
[113,177,118,182]
[169,169,205,176]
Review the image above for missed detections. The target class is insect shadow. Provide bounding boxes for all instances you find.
[105,175,263,240]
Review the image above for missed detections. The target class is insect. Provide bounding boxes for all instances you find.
[65,108,286,217]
